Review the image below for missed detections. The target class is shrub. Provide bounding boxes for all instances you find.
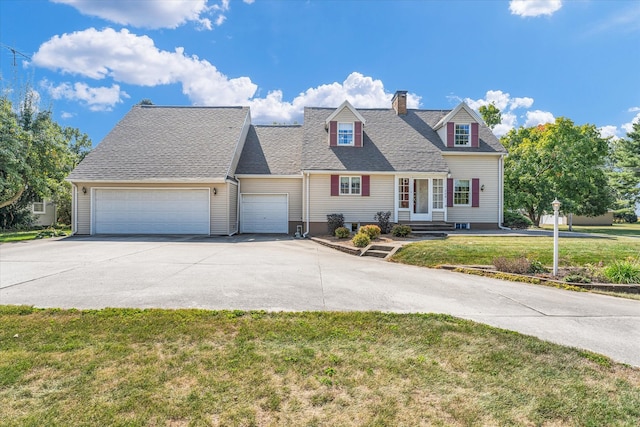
[359,224,381,240]
[351,232,371,248]
[603,259,640,284]
[391,224,411,237]
[373,211,392,234]
[326,214,345,235]
[613,209,638,223]
[493,256,531,275]
[503,211,533,229]
[334,227,350,239]
[528,259,548,274]
[564,273,592,284]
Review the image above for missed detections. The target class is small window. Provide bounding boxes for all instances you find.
[398,178,409,209]
[340,176,361,195]
[455,124,470,146]
[454,179,470,206]
[338,123,354,146]
[432,179,444,209]
[455,223,470,230]
[32,199,45,214]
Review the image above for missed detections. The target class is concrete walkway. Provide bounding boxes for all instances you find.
[1,235,639,366]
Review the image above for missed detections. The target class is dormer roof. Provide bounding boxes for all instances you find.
[324,100,367,125]
[434,102,485,130]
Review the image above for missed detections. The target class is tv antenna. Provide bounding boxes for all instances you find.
[1,43,31,66]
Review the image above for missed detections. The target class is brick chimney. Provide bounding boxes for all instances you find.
[392,90,408,115]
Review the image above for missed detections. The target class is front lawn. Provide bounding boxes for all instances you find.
[0,227,70,243]
[392,235,640,268]
[2,307,639,425]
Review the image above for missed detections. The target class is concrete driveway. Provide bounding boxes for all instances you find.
[1,235,639,367]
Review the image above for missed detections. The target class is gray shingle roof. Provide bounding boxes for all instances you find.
[301,107,506,172]
[68,105,249,181]
[236,125,302,175]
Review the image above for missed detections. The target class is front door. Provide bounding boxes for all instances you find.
[411,179,432,221]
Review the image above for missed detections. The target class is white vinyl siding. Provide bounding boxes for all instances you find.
[308,174,393,223]
[211,184,228,235]
[239,178,302,222]
[444,155,501,223]
[332,106,359,123]
[228,182,238,234]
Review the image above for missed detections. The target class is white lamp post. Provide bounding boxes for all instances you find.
[552,199,561,276]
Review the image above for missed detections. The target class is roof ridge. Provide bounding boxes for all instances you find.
[139,105,247,109]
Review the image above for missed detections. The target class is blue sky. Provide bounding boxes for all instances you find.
[1,0,639,146]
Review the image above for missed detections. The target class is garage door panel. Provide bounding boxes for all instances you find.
[94,189,210,235]
[241,194,288,233]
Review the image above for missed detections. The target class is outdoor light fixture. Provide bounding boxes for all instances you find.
[481,184,485,191]
[552,199,561,276]
[82,187,87,194]
[213,187,217,195]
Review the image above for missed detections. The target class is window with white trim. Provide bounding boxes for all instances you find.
[340,176,361,195]
[454,179,470,206]
[398,178,409,208]
[455,124,470,146]
[32,199,45,214]
[338,123,354,146]
[432,179,444,209]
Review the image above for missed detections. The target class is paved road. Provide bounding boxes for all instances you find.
[1,235,639,366]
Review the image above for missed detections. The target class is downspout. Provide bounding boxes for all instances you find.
[303,172,310,237]
[498,155,510,230]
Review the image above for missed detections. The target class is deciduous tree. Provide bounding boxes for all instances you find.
[502,117,614,226]
[479,103,502,130]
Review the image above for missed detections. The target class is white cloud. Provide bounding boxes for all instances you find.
[51,0,232,30]
[509,0,562,17]
[465,90,540,136]
[629,106,640,112]
[250,73,421,124]
[32,28,257,105]
[61,111,75,119]
[524,110,555,127]
[43,80,129,111]
[599,125,619,140]
[32,29,417,121]
[622,112,640,134]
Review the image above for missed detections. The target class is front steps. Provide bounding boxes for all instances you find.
[361,244,399,259]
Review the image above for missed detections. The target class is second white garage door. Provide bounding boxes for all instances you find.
[241,194,288,233]
[94,189,210,234]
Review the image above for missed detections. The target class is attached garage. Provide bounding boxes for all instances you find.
[93,188,210,235]
[240,194,288,233]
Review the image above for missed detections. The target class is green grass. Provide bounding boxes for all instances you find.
[1,307,639,426]
[540,223,640,237]
[0,228,71,243]
[392,235,640,268]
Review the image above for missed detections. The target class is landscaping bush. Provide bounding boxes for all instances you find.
[351,232,371,248]
[334,227,350,239]
[391,224,412,237]
[613,209,638,223]
[503,211,533,229]
[528,259,548,274]
[326,214,345,235]
[564,273,592,284]
[373,211,392,234]
[603,259,640,284]
[493,256,531,275]
[359,224,381,240]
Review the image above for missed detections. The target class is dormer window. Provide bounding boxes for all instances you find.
[455,124,470,146]
[338,123,354,146]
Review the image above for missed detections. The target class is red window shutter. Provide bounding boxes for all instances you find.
[354,121,362,147]
[447,178,454,207]
[329,121,337,147]
[362,175,370,196]
[472,178,480,207]
[447,122,454,148]
[331,175,339,196]
[471,123,479,148]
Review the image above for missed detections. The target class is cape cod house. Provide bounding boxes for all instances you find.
[67,91,507,235]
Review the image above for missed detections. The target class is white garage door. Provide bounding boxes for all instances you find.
[94,189,210,234]
[241,194,288,233]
